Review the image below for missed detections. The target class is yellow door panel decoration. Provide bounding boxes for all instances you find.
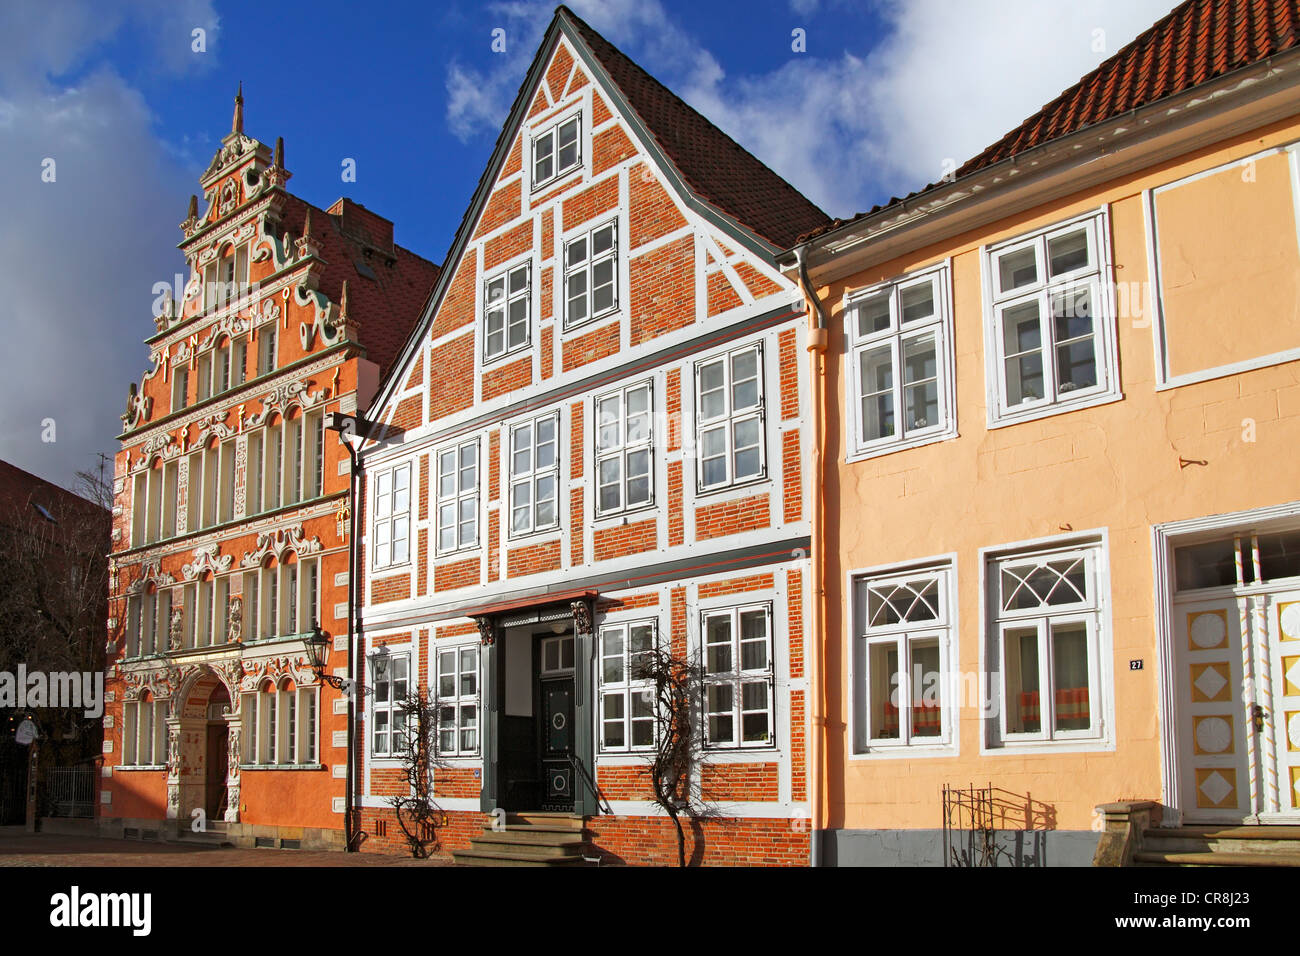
[1292,767,1300,809]
[1284,655,1300,697]
[1288,711,1300,752]
[1193,714,1235,755]
[1188,610,1229,650]
[1279,601,1300,642]
[1190,662,1232,702]
[1195,768,1238,808]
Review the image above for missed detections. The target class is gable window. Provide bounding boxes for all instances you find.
[484,264,531,361]
[848,265,955,458]
[371,652,409,758]
[564,221,618,328]
[599,620,657,752]
[594,381,653,517]
[854,562,954,752]
[508,412,559,537]
[172,364,189,412]
[436,644,479,756]
[533,114,581,189]
[984,211,1118,424]
[204,242,250,311]
[436,439,479,554]
[702,604,773,749]
[257,326,277,377]
[988,536,1108,746]
[372,463,411,569]
[696,344,765,491]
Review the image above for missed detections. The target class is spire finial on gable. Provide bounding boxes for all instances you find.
[340,279,349,319]
[232,81,244,134]
[303,205,313,238]
[187,194,198,220]
[274,136,284,168]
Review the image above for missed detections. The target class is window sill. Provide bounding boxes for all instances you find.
[986,389,1122,430]
[694,472,769,501]
[981,736,1113,756]
[845,427,958,465]
[114,764,166,772]
[239,763,326,771]
[530,167,583,197]
[504,525,562,545]
[591,502,658,529]
[433,544,481,562]
[481,343,532,370]
[560,308,620,340]
[849,743,956,761]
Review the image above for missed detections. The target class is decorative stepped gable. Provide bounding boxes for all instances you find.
[123,89,440,434]
[365,5,826,436]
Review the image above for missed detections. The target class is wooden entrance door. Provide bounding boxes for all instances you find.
[205,724,227,820]
[539,679,574,811]
[1176,588,1300,823]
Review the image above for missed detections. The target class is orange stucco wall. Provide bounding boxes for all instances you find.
[819,114,1300,833]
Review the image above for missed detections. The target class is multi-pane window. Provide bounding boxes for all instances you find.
[436,440,479,554]
[122,694,168,766]
[171,365,189,412]
[594,381,652,516]
[371,653,409,758]
[990,540,1105,744]
[241,683,317,765]
[702,605,773,749]
[564,221,617,328]
[436,644,479,756]
[257,326,277,376]
[372,463,411,569]
[484,264,530,361]
[508,412,559,536]
[203,242,250,311]
[696,344,764,491]
[855,564,953,751]
[985,212,1116,422]
[848,265,954,456]
[599,621,657,751]
[532,114,581,188]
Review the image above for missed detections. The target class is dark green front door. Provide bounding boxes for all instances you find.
[540,679,574,811]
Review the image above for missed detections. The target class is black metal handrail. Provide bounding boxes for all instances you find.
[567,754,612,816]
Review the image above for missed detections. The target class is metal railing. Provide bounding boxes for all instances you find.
[45,765,95,818]
[941,782,1056,867]
[568,754,613,816]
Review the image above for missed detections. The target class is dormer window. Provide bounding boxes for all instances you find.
[532,114,581,189]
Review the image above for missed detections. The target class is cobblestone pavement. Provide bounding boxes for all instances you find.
[0,827,449,866]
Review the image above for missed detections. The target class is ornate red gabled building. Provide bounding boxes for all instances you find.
[100,90,438,849]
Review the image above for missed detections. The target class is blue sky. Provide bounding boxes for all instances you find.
[0,0,1180,490]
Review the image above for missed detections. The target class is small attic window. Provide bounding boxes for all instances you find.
[533,113,581,189]
[354,260,377,281]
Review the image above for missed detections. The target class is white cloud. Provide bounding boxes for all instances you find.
[443,0,1181,216]
[0,1,217,490]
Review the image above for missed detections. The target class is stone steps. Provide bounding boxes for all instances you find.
[452,811,593,867]
[1138,826,1300,867]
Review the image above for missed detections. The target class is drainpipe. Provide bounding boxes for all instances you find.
[341,435,360,851]
[795,246,828,867]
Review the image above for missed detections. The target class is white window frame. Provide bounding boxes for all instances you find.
[435,438,480,555]
[507,411,560,538]
[981,208,1120,427]
[482,262,531,363]
[531,112,582,191]
[371,652,410,759]
[845,262,956,461]
[122,696,168,767]
[593,380,654,518]
[982,532,1113,752]
[694,343,766,493]
[371,462,411,570]
[563,219,619,330]
[435,643,480,757]
[598,620,658,753]
[701,603,775,750]
[851,559,956,757]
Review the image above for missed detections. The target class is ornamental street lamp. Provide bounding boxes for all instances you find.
[303,622,348,690]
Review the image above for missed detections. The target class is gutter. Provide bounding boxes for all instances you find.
[795,247,827,867]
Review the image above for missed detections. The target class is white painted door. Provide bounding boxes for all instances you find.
[1259,591,1300,821]
[1175,598,1257,822]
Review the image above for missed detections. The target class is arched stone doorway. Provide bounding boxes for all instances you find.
[168,663,241,825]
